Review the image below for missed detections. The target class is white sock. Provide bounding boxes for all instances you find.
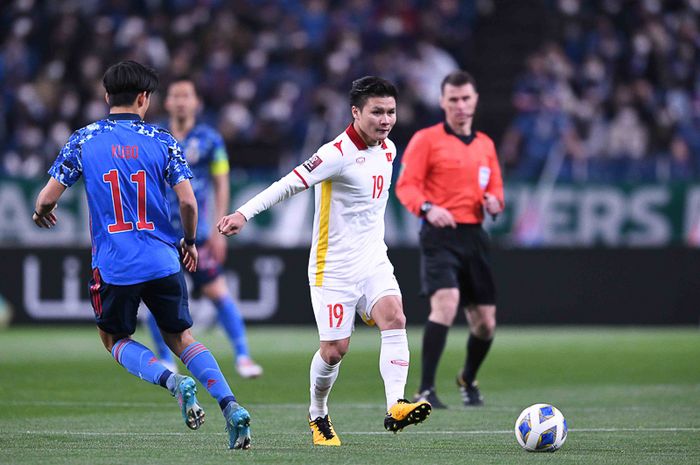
[379,329,409,410]
[309,350,341,419]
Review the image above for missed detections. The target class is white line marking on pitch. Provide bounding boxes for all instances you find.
[11,427,700,437]
[344,428,700,435]
[9,401,697,413]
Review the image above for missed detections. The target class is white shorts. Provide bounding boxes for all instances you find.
[310,261,402,341]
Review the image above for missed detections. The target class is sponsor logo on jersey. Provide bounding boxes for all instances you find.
[355,156,365,164]
[390,359,409,366]
[333,140,343,155]
[303,154,323,172]
[385,152,392,162]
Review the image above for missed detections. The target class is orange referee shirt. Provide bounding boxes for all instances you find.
[396,122,504,224]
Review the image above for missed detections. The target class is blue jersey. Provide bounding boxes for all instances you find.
[49,113,193,285]
[168,123,229,243]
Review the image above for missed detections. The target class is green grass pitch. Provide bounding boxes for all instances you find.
[1,325,698,464]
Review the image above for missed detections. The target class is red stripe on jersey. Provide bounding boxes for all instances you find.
[293,169,309,189]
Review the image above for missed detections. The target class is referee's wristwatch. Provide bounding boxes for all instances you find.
[419,201,433,217]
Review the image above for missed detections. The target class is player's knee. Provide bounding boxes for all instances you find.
[325,352,343,365]
[371,295,406,329]
[392,309,406,329]
[320,340,348,365]
[98,329,125,352]
[320,346,346,365]
[430,289,459,323]
[162,329,196,356]
[101,340,114,353]
[429,304,458,325]
[382,307,406,329]
[474,316,496,339]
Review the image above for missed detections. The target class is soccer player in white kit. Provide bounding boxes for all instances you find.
[217,76,431,446]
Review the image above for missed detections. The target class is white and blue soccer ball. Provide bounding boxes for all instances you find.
[514,403,567,452]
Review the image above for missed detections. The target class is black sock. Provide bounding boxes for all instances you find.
[419,321,449,391]
[463,334,493,385]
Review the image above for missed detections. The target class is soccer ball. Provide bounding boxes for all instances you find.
[514,403,567,452]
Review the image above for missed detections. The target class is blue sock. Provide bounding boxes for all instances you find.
[180,342,236,411]
[111,338,170,386]
[215,296,250,358]
[146,314,175,364]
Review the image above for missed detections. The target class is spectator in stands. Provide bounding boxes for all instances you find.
[0,0,477,178]
[503,0,700,182]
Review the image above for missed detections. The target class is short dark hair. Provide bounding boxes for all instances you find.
[103,60,159,107]
[349,76,398,109]
[167,75,199,96]
[440,70,478,94]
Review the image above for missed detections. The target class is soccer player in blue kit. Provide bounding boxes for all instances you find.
[32,60,252,450]
[145,77,262,379]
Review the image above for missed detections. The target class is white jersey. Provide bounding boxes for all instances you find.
[237,124,397,287]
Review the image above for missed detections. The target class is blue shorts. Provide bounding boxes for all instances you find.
[88,268,193,335]
[188,241,222,293]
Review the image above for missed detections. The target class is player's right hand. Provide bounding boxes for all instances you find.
[217,211,247,237]
[180,239,198,272]
[426,205,457,228]
[32,209,58,228]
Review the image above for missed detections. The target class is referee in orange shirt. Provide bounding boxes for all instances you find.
[396,70,504,408]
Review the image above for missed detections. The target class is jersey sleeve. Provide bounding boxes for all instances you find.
[236,144,344,220]
[291,144,345,189]
[163,132,193,187]
[485,138,505,207]
[48,131,84,187]
[395,129,432,216]
[209,131,230,176]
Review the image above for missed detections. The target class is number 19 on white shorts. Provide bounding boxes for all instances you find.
[310,269,401,341]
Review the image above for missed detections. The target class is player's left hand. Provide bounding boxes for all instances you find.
[217,211,247,237]
[483,193,502,216]
[32,208,58,228]
[207,232,227,263]
[180,238,198,272]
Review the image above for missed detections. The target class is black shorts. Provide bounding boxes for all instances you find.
[419,222,496,307]
[88,268,193,335]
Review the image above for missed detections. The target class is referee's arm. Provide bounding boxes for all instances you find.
[484,144,505,214]
[396,132,431,216]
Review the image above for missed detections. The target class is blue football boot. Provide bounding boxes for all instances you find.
[224,401,251,450]
[170,374,205,429]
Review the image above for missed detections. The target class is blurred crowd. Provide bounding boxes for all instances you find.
[502,0,700,183]
[0,0,477,179]
[3,0,700,184]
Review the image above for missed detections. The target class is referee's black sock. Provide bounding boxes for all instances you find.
[463,333,493,385]
[419,321,449,392]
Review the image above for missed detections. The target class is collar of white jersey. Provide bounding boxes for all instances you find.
[345,123,388,150]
